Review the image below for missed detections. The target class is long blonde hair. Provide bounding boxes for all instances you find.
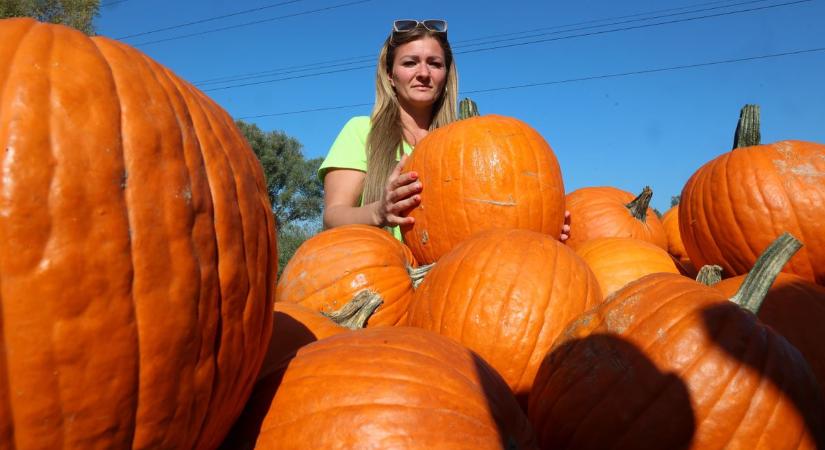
[362,26,458,205]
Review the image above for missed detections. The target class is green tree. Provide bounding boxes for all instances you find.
[1,0,100,35]
[236,120,324,227]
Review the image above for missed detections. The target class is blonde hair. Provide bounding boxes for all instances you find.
[361,26,458,205]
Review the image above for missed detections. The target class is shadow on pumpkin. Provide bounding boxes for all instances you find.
[529,333,695,449]
[218,311,320,450]
[470,353,539,449]
[699,302,825,447]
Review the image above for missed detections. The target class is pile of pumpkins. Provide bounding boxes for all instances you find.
[245,104,825,449]
[1,18,824,450]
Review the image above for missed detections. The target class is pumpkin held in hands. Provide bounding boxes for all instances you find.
[401,115,565,264]
[0,18,276,450]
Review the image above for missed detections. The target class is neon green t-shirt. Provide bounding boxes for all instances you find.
[318,116,413,240]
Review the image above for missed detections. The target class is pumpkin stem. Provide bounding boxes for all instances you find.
[695,265,723,286]
[407,262,436,289]
[625,186,653,222]
[732,104,761,149]
[459,97,480,120]
[729,232,801,314]
[322,290,384,329]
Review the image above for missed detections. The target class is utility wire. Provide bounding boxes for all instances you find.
[202,0,810,92]
[194,0,804,88]
[236,46,825,119]
[130,0,372,47]
[115,0,306,40]
[101,0,128,7]
[459,0,811,55]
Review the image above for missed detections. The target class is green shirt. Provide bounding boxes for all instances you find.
[318,116,413,240]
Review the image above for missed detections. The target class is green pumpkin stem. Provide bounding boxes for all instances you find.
[732,104,761,149]
[695,265,723,286]
[729,232,802,314]
[459,97,480,120]
[408,262,436,289]
[322,290,383,329]
[625,186,653,222]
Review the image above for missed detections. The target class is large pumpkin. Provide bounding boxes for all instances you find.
[574,236,681,298]
[401,115,565,264]
[564,185,667,250]
[528,235,825,449]
[0,19,276,449]
[679,106,825,284]
[254,327,538,449]
[407,228,602,407]
[276,224,420,326]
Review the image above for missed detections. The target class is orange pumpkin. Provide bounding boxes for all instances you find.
[574,237,681,298]
[407,228,602,407]
[401,114,565,264]
[564,186,667,250]
[529,235,825,449]
[254,327,538,449]
[714,273,825,396]
[661,204,697,276]
[679,106,825,284]
[276,224,419,326]
[0,18,276,449]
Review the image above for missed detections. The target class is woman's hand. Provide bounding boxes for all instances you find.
[560,210,571,242]
[375,154,422,227]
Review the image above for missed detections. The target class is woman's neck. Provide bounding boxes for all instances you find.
[398,103,433,147]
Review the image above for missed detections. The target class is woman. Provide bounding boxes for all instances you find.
[318,19,455,240]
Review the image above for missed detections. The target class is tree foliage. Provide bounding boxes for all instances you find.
[671,195,681,207]
[1,0,100,35]
[236,120,324,228]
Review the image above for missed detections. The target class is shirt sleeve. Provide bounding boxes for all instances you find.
[317,116,370,183]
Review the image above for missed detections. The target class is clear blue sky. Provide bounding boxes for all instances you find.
[96,0,825,212]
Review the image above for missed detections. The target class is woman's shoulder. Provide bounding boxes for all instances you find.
[340,115,371,131]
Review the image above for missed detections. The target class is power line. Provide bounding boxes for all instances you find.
[236,46,825,119]
[129,0,372,47]
[201,0,811,92]
[115,0,306,40]
[101,0,128,7]
[458,0,811,55]
[196,0,775,86]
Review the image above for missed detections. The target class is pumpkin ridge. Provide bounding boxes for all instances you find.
[490,234,540,388]
[177,81,239,450]
[780,168,815,279]
[517,240,564,388]
[261,402,501,444]
[0,19,36,98]
[170,57,276,449]
[93,38,144,447]
[719,151,773,273]
[273,373,497,421]
[456,239,501,343]
[283,345,499,408]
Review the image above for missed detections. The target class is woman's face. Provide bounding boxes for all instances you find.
[389,36,448,110]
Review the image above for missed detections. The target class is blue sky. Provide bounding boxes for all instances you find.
[96,0,825,212]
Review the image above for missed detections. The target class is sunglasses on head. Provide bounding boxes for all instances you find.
[392,19,448,33]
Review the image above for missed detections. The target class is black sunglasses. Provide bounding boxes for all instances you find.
[393,19,448,33]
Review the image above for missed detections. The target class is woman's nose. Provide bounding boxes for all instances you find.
[416,64,431,79]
